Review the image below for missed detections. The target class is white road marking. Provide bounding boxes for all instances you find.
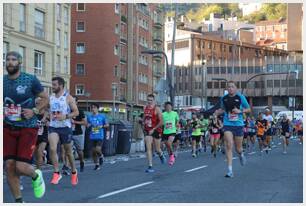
[248,152,256,155]
[278,143,282,145]
[96,181,154,199]
[185,165,208,173]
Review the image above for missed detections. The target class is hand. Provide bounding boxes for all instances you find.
[232,108,241,114]
[149,129,155,135]
[56,113,67,121]
[106,131,110,140]
[22,109,35,119]
[71,119,75,124]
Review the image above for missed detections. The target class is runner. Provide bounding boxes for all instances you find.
[143,94,166,173]
[86,103,109,170]
[263,109,274,151]
[34,98,49,170]
[255,113,268,155]
[200,114,209,153]
[4,51,47,202]
[247,116,256,152]
[48,76,79,185]
[71,96,87,172]
[173,116,184,157]
[295,119,303,144]
[189,113,202,157]
[209,114,223,157]
[162,102,179,165]
[215,81,251,178]
[280,114,291,154]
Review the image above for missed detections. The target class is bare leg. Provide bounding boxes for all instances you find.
[48,133,60,172]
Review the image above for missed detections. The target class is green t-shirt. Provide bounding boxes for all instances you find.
[191,119,202,136]
[200,118,209,132]
[162,111,179,134]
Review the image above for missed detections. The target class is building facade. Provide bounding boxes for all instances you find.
[3,3,71,93]
[70,3,164,119]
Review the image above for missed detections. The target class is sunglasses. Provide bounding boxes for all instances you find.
[6,58,18,61]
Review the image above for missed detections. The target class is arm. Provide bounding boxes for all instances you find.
[66,95,79,119]
[73,110,86,126]
[153,107,163,130]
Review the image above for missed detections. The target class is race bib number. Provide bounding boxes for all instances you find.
[212,128,218,133]
[165,122,173,129]
[145,118,152,128]
[228,113,239,122]
[92,127,100,134]
[6,105,22,122]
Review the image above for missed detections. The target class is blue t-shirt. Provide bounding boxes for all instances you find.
[220,93,250,127]
[4,72,44,128]
[87,113,108,140]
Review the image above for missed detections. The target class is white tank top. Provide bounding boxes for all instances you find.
[49,91,71,128]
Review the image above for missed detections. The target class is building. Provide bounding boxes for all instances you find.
[70,3,164,120]
[238,3,262,16]
[287,3,303,52]
[3,3,71,93]
[164,26,302,114]
[255,18,287,50]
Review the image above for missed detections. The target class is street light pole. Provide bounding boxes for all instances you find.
[112,83,117,120]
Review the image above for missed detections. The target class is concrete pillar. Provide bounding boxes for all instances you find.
[268,96,273,111]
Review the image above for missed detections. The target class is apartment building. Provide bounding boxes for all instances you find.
[3,3,71,93]
[70,3,164,119]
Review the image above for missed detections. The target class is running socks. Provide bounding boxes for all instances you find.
[228,165,233,173]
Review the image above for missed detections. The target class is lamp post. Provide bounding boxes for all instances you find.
[84,91,91,112]
[141,50,174,103]
[111,83,118,120]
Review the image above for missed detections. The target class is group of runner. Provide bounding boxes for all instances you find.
[3,51,303,202]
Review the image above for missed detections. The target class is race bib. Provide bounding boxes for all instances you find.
[145,118,152,128]
[6,105,22,122]
[212,128,218,133]
[228,113,239,122]
[92,127,100,134]
[165,122,173,129]
[38,126,44,135]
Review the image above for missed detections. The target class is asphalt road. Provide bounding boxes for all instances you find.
[3,137,303,203]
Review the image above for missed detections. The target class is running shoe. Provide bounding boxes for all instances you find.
[213,153,217,158]
[71,171,78,186]
[145,166,155,173]
[50,172,62,185]
[239,153,246,166]
[283,151,287,154]
[32,169,45,198]
[61,165,70,176]
[174,151,178,158]
[192,153,197,158]
[168,154,175,165]
[224,172,234,178]
[99,156,104,166]
[94,165,100,170]
[159,154,166,164]
[80,162,85,172]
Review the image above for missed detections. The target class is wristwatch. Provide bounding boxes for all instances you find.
[32,108,39,115]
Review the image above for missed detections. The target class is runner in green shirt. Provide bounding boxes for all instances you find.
[200,114,209,153]
[162,102,179,165]
[189,113,202,157]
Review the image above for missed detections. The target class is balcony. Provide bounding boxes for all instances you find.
[153,17,163,29]
[120,36,127,45]
[153,33,163,44]
[153,53,163,60]
[120,77,127,83]
[120,56,127,64]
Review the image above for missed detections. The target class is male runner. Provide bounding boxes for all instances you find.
[200,114,209,152]
[143,94,166,173]
[4,51,47,202]
[256,113,268,155]
[295,119,303,144]
[86,103,109,170]
[263,108,273,151]
[48,77,79,185]
[71,96,87,172]
[162,102,179,165]
[215,81,251,178]
[190,113,202,157]
[247,116,256,152]
[280,114,291,154]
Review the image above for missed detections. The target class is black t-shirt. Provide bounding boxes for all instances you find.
[281,119,290,132]
[72,109,85,135]
[222,94,242,113]
[37,114,48,137]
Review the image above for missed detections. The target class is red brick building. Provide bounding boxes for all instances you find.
[70,3,164,119]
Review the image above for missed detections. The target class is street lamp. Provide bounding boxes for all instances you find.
[84,91,91,111]
[141,50,174,103]
[111,83,118,120]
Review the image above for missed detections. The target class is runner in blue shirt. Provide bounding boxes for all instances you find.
[86,103,109,170]
[215,81,251,178]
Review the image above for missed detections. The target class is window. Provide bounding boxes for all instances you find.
[229,46,232,53]
[221,82,226,88]
[56,4,61,22]
[274,80,280,87]
[76,43,85,54]
[19,46,26,71]
[34,50,44,75]
[255,66,261,73]
[114,65,119,77]
[248,67,254,74]
[3,42,9,67]
[241,67,247,74]
[115,24,119,34]
[227,67,232,74]
[234,67,240,74]
[56,29,60,47]
[221,67,226,74]
[267,80,273,88]
[213,67,219,74]
[114,45,119,55]
[281,80,288,87]
[115,3,120,14]
[207,67,212,74]
[64,7,69,24]
[77,3,85,11]
[34,9,45,39]
[241,81,247,89]
[64,32,68,49]
[19,4,26,32]
[76,21,85,32]
[214,82,219,89]
[64,56,68,74]
[56,55,60,72]
[75,84,85,95]
[76,64,85,75]
[207,82,212,89]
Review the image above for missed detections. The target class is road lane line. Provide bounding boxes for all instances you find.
[185,165,208,173]
[96,181,154,199]
[248,152,256,155]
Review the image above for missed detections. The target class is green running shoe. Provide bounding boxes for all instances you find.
[32,169,45,198]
